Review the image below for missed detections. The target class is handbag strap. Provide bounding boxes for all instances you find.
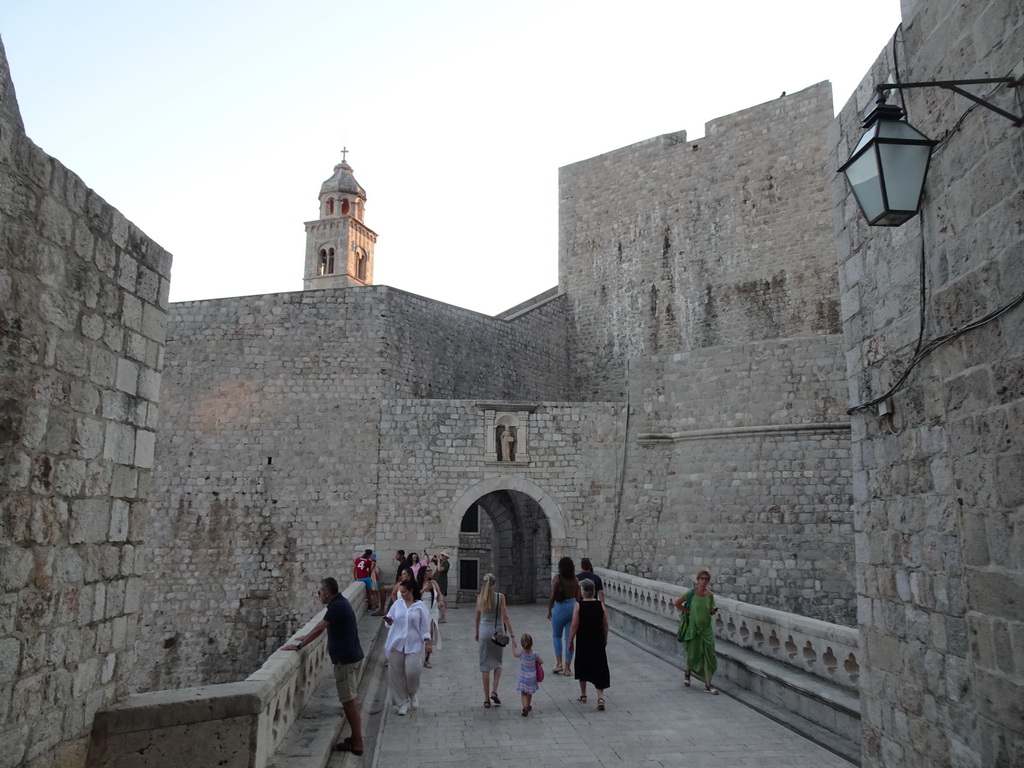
[493,592,501,627]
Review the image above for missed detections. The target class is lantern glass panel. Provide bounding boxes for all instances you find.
[877,120,931,142]
[879,142,932,211]
[844,149,884,222]
[852,127,878,155]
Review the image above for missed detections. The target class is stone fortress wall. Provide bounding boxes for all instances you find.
[831,0,1024,764]
[556,81,854,624]
[559,81,841,401]
[142,286,574,687]
[0,38,172,768]
[617,335,854,624]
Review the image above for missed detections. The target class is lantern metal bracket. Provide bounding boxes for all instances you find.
[877,78,1023,127]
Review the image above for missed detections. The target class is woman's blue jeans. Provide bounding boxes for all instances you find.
[551,599,575,662]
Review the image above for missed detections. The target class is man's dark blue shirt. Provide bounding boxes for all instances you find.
[324,593,364,665]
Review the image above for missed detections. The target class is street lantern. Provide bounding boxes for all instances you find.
[840,93,936,227]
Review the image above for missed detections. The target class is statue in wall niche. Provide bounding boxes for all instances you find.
[496,425,517,462]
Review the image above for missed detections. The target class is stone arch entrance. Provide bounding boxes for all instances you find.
[443,477,569,604]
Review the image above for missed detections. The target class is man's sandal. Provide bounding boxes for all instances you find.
[334,738,364,756]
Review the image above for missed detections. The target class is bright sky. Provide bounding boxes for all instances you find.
[1,0,901,315]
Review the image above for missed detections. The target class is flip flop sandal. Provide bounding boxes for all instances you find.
[483,700,491,708]
[577,695,587,703]
[684,670,691,687]
[704,686,719,695]
[552,664,563,673]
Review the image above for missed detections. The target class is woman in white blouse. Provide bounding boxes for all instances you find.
[384,579,433,715]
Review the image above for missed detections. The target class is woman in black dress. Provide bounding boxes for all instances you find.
[568,578,610,710]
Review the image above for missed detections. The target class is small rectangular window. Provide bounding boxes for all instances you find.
[460,506,479,533]
[460,559,479,591]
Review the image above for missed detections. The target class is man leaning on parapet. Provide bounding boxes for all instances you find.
[282,577,366,756]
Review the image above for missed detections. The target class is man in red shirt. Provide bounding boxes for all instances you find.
[353,549,374,610]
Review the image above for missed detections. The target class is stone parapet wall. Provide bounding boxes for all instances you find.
[612,336,855,624]
[559,81,840,400]
[831,0,1024,764]
[0,36,171,768]
[598,568,860,690]
[598,568,861,759]
[88,581,368,768]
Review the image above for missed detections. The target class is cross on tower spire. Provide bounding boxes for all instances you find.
[340,146,349,163]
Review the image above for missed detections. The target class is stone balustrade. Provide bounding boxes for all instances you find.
[87,582,367,768]
[596,568,860,691]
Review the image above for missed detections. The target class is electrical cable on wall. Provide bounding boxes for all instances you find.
[849,287,1024,415]
[848,54,1024,416]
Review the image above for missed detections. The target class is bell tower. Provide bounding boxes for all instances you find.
[303,150,377,290]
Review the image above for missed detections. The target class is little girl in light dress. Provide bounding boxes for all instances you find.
[513,633,543,716]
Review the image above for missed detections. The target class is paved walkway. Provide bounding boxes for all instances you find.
[331,602,853,768]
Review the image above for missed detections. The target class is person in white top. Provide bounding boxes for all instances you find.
[384,579,433,715]
[417,565,445,667]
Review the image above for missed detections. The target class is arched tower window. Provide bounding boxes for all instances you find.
[326,198,335,215]
[356,249,368,282]
[318,249,328,276]
[328,247,335,274]
[341,198,350,215]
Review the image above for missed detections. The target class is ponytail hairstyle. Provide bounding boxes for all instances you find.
[476,572,496,612]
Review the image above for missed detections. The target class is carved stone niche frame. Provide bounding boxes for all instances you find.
[478,403,536,465]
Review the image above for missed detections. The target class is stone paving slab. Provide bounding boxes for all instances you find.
[329,603,854,768]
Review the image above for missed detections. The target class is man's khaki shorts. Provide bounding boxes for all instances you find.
[334,658,364,703]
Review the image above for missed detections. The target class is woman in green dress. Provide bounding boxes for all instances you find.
[673,569,719,694]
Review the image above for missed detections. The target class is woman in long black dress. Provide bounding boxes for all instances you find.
[568,578,610,710]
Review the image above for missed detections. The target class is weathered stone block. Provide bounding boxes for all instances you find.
[108,500,129,543]
[134,429,155,469]
[68,500,109,545]
[114,358,138,396]
[102,421,135,465]
[968,570,1024,623]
